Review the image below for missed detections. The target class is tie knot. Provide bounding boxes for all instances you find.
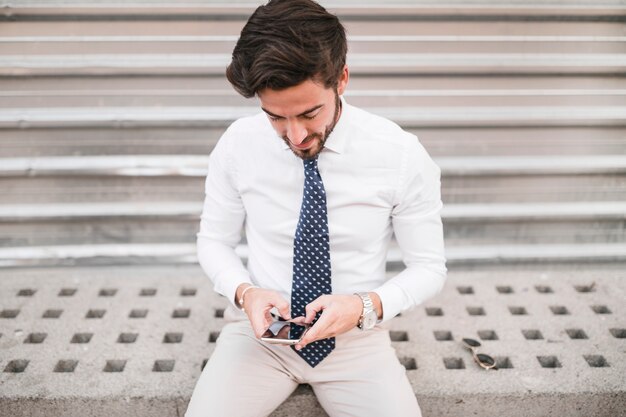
[303,158,317,172]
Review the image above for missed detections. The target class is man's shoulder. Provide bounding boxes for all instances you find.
[347,103,418,149]
[225,112,271,136]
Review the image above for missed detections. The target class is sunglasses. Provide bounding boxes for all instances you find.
[462,338,498,370]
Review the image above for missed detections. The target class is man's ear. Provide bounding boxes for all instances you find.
[337,65,349,95]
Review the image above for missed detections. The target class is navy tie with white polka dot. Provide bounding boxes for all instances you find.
[290,157,335,367]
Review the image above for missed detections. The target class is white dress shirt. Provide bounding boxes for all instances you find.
[197,97,447,322]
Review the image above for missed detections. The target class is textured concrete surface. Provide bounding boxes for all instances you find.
[0,264,624,417]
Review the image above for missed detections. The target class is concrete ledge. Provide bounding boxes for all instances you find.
[1,242,626,268]
[2,53,626,76]
[2,201,625,221]
[3,1,626,19]
[0,264,624,416]
[2,155,625,176]
[1,106,625,128]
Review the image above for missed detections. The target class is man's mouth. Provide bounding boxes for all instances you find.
[290,136,317,150]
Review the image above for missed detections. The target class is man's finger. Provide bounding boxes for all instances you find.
[273,297,291,320]
[297,312,331,348]
[304,296,325,323]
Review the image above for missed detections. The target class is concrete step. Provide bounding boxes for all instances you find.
[1,201,624,247]
[4,13,625,38]
[2,84,625,108]
[1,241,626,269]
[0,155,624,204]
[3,52,626,76]
[3,34,624,56]
[4,0,626,14]
[0,264,624,417]
[1,105,625,129]
[3,74,625,94]
[1,125,625,158]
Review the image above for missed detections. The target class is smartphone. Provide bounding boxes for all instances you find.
[260,320,310,345]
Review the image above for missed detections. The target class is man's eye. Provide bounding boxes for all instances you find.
[302,113,318,120]
[268,115,281,122]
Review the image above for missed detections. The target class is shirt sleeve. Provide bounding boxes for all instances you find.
[196,127,251,307]
[373,137,447,322]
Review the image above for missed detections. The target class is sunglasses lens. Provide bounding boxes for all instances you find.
[462,338,481,348]
[476,353,495,367]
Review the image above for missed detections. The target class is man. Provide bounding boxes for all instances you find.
[185,1,446,416]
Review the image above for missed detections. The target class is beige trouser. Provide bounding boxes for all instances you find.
[185,318,422,417]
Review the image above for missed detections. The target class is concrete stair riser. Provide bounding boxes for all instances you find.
[1,173,624,204]
[1,126,625,158]
[1,207,624,247]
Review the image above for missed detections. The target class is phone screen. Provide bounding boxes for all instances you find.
[261,321,310,345]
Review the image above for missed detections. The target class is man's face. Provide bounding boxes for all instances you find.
[257,74,347,160]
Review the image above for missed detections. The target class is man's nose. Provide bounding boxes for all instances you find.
[286,120,307,145]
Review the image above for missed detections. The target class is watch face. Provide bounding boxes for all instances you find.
[363,311,378,329]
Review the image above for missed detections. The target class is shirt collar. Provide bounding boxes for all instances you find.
[281,95,350,154]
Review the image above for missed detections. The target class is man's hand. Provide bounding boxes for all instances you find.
[237,284,291,338]
[294,294,362,351]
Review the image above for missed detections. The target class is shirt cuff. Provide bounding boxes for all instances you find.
[372,282,406,323]
[213,267,253,309]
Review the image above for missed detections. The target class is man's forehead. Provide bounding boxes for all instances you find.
[257,80,331,117]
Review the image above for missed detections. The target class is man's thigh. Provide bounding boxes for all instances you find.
[185,321,299,417]
[310,327,422,417]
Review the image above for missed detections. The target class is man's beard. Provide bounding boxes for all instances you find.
[283,90,341,160]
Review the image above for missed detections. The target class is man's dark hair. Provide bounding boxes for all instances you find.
[226,0,347,98]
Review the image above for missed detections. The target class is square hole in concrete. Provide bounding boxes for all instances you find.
[17,289,36,296]
[509,306,528,315]
[58,288,77,297]
[534,285,553,294]
[24,333,47,344]
[209,332,220,343]
[103,360,126,372]
[425,307,443,316]
[153,360,175,372]
[495,357,513,369]
[389,331,409,342]
[609,328,625,338]
[591,305,611,314]
[467,306,485,316]
[99,288,117,297]
[443,357,465,369]
[163,332,183,343]
[1,309,20,318]
[172,309,190,318]
[457,286,474,295]
[574,283,596,293]
[86,309,106,319]
[71,333,93,343]
[140,288,157,296]
[477,330,498,340]
[399,357,417,370]
[214,308,225,318]
[43,309,62,318]
[496,286,513,294]
[584,355,609,368]
[549,306,569,315]
[180,288,197,296]
[54,360,78,373]
[522,329,544,340]
[4,360,29,373]
[117,333,138,343]
[537,356,561,368]
[129,309,148,318]
[566,329,588,340]
[434,330,453,341]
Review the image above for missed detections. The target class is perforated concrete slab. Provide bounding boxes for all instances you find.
[0,264,624,417]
